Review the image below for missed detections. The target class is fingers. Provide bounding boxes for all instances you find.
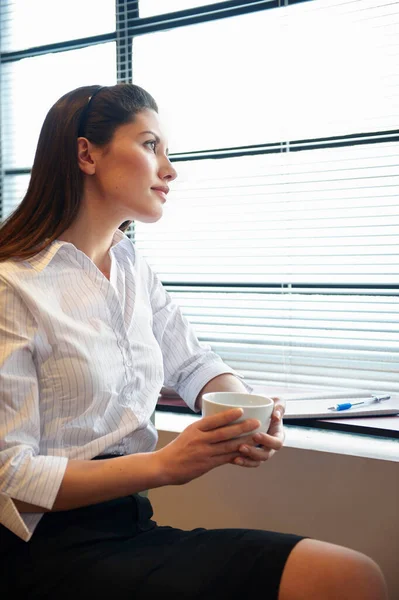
[216,430,283,462]
[207,419,284,456]
[209,419,262,445]
[199,408,244,431]
[232,438,281,467]
[226,428,284,466]
[271,397,286,421]
[199,409,261,443]
[194,400,286,470]
[233,456,261,468]
[237,441,279,462]
[252,430,284,450]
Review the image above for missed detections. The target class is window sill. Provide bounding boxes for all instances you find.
[154,410,399,463]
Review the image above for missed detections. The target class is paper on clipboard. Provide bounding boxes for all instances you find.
[283,396,399,420]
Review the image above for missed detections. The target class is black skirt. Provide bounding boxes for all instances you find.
[0,462,305,599]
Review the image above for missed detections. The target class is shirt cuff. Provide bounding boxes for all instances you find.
[0,454,68,541]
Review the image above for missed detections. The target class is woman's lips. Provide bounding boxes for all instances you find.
[151,187,168,202]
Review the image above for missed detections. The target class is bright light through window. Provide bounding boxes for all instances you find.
[133,2,392,152]
[139,0,232,18]
[1,0,115,52]
[2,43,116,169]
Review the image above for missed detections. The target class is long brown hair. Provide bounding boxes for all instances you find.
[0,83,158,262]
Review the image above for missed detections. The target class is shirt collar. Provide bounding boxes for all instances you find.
[110,228,129,250]
[26,228,131,272]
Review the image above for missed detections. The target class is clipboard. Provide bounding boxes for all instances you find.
[284,397,399,420]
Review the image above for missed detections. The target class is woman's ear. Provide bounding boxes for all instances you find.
[77,137,96,175]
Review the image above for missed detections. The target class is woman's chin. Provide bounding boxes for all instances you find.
[135,209,164,224]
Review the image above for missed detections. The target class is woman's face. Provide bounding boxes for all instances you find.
[84,108,177,224]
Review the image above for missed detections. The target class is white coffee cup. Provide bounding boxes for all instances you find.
[201,392,274,436]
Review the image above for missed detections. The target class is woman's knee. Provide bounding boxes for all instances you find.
[278,538,388,600]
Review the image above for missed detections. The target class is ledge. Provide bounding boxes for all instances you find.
[154,410,399,463]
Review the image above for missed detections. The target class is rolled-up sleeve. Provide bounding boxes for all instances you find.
[0,277,68,541]
[148,268,251,412]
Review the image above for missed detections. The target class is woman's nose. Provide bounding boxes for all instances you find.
[160,157,178,182]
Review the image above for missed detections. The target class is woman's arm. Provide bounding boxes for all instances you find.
[195,372,249,410]
[146,265,286,471]
[0,277,67,526]
[13,452,168,513]
[14,406,263,512]
[147,263,251,412]
[14,374,285,514]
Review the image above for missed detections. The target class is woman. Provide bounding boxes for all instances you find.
[0,83,387,599]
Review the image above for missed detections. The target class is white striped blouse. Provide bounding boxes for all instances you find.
[0,229,242,542]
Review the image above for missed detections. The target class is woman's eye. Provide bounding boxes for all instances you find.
[145,140,157,152]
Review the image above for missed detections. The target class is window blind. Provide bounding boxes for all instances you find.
[1,0,398,396]
[131,0,399,394]
[0,0,117,218]
[139,0,234,18]
[132,142,399,393]
[0,0,115,53]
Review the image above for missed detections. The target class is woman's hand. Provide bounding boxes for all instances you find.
[232,397,286,468]
[154,408,263,486]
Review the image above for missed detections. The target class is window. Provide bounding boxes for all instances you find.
[1,0,117,217]
[1,0,115,52]
[131,0,399,397]
[1,1,398,405]
[139,0,233,18]
[2,44,116,174]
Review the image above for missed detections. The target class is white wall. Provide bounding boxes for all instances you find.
[150,430,399,599]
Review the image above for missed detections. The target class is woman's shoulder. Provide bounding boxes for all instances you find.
[0,259,42,307]
[0,239,61,282]
[0,258,21,282]
[0,257,34,284]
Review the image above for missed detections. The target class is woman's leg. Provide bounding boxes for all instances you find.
[279,539,388,600]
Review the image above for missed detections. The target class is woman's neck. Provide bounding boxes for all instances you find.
[58,218,117,274]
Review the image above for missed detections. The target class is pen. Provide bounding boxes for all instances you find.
[328,395,391,412]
